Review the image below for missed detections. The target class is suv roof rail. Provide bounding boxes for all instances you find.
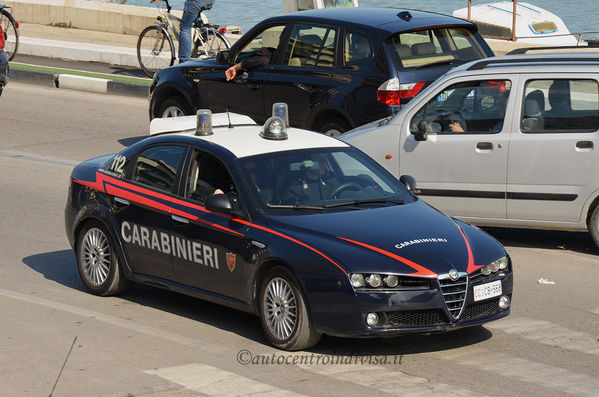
[507,43,599,55]
[467,54,599,71]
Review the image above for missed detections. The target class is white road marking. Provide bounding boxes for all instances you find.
[144,363,307,397]
[486,316,599,355]
[590,308,599,315]
[432,346,599,397]
[0,288,226,355]
[0,150,79,168]
[296,360,487,397]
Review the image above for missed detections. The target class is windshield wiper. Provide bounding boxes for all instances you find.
[325,199,406,208]
[267,204,324,211]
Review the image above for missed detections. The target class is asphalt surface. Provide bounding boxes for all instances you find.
[1,82,598,397]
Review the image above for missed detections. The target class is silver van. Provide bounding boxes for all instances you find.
[343,53,599,247]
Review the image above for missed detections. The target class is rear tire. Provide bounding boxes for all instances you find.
[589,206,599,249]
[1,9,19,61]
[315,117,350,137]
[76,221,130,296]
[192,29,229,58]
[137,25,175,78]
[157,96,193,118]
[259,266,321,351]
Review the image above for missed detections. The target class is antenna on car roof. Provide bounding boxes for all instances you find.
[226,107,233,129]
[397,11,412,22]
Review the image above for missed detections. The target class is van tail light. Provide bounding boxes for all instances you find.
[0,26,4,50]
[377,78,425,105]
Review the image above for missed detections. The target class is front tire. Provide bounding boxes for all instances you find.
[259,267,321,351]
[76,221,129,296]
[137,25,175,78]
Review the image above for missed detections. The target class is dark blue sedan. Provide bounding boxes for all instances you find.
[65,111,512,350]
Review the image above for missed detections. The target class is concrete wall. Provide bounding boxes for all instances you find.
[3,0,183,35]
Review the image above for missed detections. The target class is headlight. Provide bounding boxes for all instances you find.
[480,256,509,276]
[348,273,430,291]
[350,274,365,288]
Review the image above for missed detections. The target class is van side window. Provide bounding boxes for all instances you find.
[521,79,599,133]
[410,80,511,135]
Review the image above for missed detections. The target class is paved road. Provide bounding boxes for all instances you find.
[1,82,598,396]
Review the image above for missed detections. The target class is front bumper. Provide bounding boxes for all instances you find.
[311,272,513,337]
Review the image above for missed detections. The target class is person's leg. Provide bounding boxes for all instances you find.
[178,1,202,63]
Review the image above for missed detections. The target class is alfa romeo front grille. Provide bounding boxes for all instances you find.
[438,272,468,320]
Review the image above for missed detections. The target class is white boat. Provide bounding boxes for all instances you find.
[453,1,578,46]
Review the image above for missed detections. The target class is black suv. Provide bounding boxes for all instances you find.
[149,8,493,135]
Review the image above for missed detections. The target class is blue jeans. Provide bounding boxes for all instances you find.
[179,0,215,62]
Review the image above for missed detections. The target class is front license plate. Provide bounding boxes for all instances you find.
[473,280,502,302]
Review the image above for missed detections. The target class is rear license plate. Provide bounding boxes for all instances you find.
[473,280,502,302]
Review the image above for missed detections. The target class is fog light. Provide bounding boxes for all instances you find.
[366,274,382,288]
[366,312,379,326]
[384,275,399,288]
[498,295,510,310]
[350,274,365,288]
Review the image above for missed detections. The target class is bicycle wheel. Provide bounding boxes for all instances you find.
[0,9,19,61]
[137,25,175,78]
[192,29,229,59]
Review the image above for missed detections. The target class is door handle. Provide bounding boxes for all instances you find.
[576,141,594,150]
[248,82,262,89]
[171,215,189,224]
[476,142,493,151]
[114,197,129,206]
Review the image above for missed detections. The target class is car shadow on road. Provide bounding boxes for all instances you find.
[23,250,494,354]
[22,249,86,292]
[482,226,598,255]
[22,249,267,344]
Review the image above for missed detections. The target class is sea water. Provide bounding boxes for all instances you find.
[120,0,596,38]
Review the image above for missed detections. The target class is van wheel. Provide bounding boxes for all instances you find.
[157,96,193,118]
[259,267,321,351]
[76,221,130,296]
[589,206,599,249]
[315,118,350,137]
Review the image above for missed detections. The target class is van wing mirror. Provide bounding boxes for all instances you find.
[216,50,230,65]
[413,120,428,141]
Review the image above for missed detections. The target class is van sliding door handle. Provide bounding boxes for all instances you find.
[476,142,493,151]
[576,141,593,150]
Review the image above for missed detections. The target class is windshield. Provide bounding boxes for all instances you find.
[239,148,413,212]
[386,27,487,70]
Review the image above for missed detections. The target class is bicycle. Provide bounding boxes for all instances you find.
[0,4,18,61]
[137,0,230,77]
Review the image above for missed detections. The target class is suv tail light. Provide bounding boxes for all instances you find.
[0,26,4,50]
[377,78,425,105]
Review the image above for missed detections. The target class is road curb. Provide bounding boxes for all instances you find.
[10,68,149,98]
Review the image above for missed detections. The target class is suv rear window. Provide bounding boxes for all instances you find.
[386,27,487,70]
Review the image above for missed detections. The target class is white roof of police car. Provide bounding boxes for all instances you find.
[149,113,349,158]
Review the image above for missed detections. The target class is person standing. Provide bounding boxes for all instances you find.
[151,0,215,63]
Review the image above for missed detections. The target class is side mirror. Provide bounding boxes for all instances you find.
[399,175,417,191]
[205,193,233,214]
[216,50,230,65]
[413,120,428,141]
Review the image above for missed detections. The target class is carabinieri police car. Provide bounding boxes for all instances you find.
[65,105,513,350]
